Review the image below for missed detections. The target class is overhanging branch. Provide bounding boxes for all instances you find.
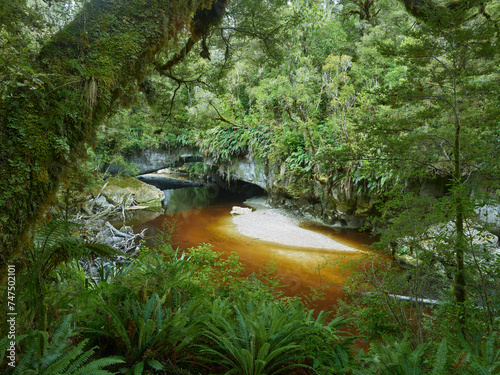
[209,101,244,128]
[398,0,484,27]
[158,0,228,72]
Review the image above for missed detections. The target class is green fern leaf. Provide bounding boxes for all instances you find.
[72,357,124,375]
[430,339,448,375]
[65,342,95,373]
[133,361,145,375]
[145,359,165,370]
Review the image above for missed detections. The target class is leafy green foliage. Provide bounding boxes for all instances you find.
[21,219,119,331]
[197,298,308,374]
[457,332,500,374]
[196,124,271,163]
[195,298,354,374]
[0,315,123,375]
[2,0,500,373]
[354,337,447,375]
[0,0,207,277]
[86,292,203,374]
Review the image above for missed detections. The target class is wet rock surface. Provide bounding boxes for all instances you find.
[137,173,205,190]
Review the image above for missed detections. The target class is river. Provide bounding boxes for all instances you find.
[131,177,376,313]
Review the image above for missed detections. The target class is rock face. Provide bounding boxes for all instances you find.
[211,156,375,229]
[477,204,500,237]
[224,158,268,190]
[118,147,500,232]
[137,174,205,190]
[267,189,371,229]
[118,147,375,229]
[110,146,202,175]
[394,221,499,271]
[99,176,165,207]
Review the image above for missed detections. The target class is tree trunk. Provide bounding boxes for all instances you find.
[452,73,467,327]
[454,195,467,322]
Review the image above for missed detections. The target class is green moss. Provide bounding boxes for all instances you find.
[105,176,145,190]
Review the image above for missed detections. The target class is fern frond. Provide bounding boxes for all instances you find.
[0,334,27,366]
[33,219,81,252]
[10,316,123,375]
[72,356,125,375]
[46,315,73,357]
[65,342,95,373]
[133,360,145,375]
[462,332,500,375]
[42,339,88,374]
[142,293,158,323]
[431,339,448,375]
[145,359,165,370]
[11,333,41,375]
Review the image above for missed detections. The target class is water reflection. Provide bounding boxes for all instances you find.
[162,185,221,214]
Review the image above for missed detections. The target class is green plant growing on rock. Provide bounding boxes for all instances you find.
[0,0,228,285]
[351,0,500,335]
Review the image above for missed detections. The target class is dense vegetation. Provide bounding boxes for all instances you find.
[1,0,500,373]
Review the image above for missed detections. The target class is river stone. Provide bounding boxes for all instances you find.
[231,206,253,215]
[99,176,165,207]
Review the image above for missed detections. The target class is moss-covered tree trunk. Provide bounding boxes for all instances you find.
[451,66,467,327]
[0,0,216,283]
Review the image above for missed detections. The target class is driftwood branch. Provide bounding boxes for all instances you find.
[78,221,147,281]
[104,221,146,252]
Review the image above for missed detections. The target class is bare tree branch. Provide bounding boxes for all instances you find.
[209,101,244,128]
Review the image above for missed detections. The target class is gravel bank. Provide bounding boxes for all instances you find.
[232,205,361,252]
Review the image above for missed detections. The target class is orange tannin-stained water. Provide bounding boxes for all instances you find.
[136,194,375,313]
